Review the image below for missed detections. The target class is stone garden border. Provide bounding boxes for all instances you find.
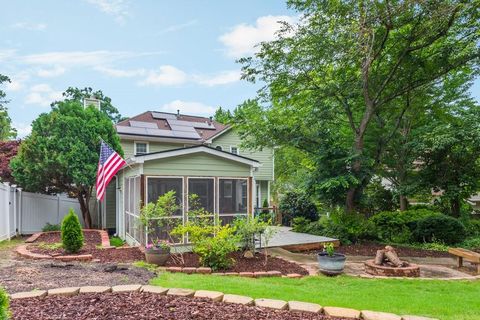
[165,266,305,278]
[17,229,111,262]
[8,285,439,320]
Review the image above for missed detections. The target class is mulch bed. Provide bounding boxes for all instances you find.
[27,231,144,263]
[166,252,309,275]
[10,293,349,320]
[297,241,451,258]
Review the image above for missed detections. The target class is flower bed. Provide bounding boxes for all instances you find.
[18,230,144,263]
[165,252,309,276]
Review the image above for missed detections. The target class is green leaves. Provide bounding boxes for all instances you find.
[61,209,84,253]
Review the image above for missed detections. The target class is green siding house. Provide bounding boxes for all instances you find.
[106,111,274,245]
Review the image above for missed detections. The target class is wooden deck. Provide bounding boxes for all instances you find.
[260,227,339,251]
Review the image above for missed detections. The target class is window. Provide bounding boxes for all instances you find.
[215,146,223,151]
[135,142,149,155]
[230,146,239,155]
[147,177,183,216]
[188,178,214,213]
[219,179,247,214]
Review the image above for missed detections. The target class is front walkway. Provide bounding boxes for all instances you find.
[269,247,477,279]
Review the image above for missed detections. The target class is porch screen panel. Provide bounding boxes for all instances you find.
[218,178,248,225]
[188,178,214,213]
[146,177,183,243]
[124,176,144,245]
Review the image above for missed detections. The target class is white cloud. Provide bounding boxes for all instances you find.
[160,100,216,116]
[11,22,47,31]
[139,66,187,86]
[0,49,16,62]
[13,122,32,137]
[94,66,146,78]
[6,72,30,92]
[159,20,198,34]
[86,0,130,24]
[37,66,66,78]
[219,15,296,58]
[25,84,63,107]
[193,70,240,86]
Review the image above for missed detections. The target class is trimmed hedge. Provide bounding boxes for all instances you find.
[413,215,467,245]
[0,287,8,320]
[61,209,84,253]
[279,191,318,225]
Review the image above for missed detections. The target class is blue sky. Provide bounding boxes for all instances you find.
[1,0,479,137]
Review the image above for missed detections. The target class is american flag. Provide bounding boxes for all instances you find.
[96,141,126,201]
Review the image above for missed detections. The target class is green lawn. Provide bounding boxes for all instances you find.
[151,273,480,320]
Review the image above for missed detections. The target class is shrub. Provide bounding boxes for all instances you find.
[61,209,84,253]
[463,219,480,237]
[193,225,239,270]
[42,222,61,232]
[369,209,440,243]
[109,236,124,247]
[413,215,467,245]
[0,287,8,320]
[460,236,480,250]
[233,217,267,253]
[279,190,318,225]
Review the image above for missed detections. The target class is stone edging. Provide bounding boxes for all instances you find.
[165,267,304,278]
[18,229,111,262]
[8,285,439,320]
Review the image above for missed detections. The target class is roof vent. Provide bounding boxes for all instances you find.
[176,109,180,118]
[84,97,101,109]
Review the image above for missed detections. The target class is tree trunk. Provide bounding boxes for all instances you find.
[399,194,408,211]
[450,197,461,218]
[77,190,93,229]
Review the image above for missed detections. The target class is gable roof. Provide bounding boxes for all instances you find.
[130,145,261,168]
[116,111,230,142]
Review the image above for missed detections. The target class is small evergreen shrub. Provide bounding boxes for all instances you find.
[413,215,467,245]
[460,236,480,250]
[61,209,84,253]
[0,287,8,320]
[279,190,318,225]
[42,222,61,232]
[463,219,480,237]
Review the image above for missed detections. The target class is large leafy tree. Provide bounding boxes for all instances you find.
[0,140,20,183]
[57,87,124,123]
[238,0,480,212]
[0,74,17,140]
[11,100,123,228]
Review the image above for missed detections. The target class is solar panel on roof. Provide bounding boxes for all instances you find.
[145,128,175,137]
[169,125,197,132]
[151,112,177,120]
[172,131,201,139]
[129,121,158,129]
[117,126,148,135]
[192,122,216,129]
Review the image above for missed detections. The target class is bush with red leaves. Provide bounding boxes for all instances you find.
[0,140,20,184]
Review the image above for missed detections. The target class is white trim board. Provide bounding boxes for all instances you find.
[132,146,261,168]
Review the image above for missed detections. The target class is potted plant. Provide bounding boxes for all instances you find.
[145,239,171,265]
[317,242,346,275]
[139,190,180,266]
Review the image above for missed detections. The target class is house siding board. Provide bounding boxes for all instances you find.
[210,130,273,180]
[121,140,192,159]
[143,153,251,177]
[259,181,269,205]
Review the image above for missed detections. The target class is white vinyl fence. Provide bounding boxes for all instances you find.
[0,183,92,240]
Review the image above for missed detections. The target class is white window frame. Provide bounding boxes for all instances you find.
[230,145,239,155]
[134,141,149,156]
[215,145,223,151]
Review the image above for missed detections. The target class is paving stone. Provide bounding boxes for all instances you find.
[196,267,212,274]
[286,273,303,278]
[166,267,183,273]
[111,284,142,293]
[79,286,111,293]
[182,267,197,274]
[222,294,254,305]
[54,254,92,262]
[167,288,195,297]
[361,310,401,320]
[239,272,255,278]
[266,270,282,277]
[254,271,270,278]
[323,306,361,319]
[288,301,322,313]
[401,316,439,320]
[224,272,239,276]
[194,290,224,302]
[48,287,80,296]
[255,298,288,310]
[10,290,47,300]
[141,285,168,295]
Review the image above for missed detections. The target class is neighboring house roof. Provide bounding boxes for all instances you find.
[129,145,261,168]
[116,111,229,142]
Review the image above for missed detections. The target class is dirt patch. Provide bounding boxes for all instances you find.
[0,259,154,293]
[298,242,451,258]
[10,293,349,320]
[34,231,101,248]
[166,252,309,275]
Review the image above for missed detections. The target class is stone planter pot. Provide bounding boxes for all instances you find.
[145,247,170,266]
[317,252,346,276]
